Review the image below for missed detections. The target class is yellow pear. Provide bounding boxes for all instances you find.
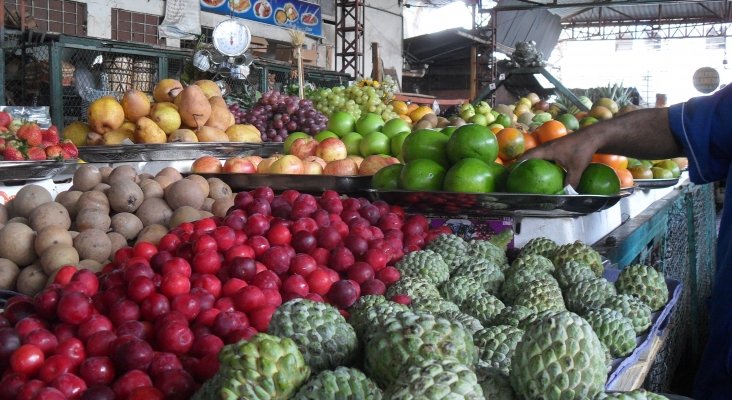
[151,102,178,113]
[62,121,91,147]
[194,80,222,98]
[150,105,182,134]
[153,79,183,103]
[205,96,234,131]
[120,121,136,131]
[120,89,151,122]
[168,129,199,143]
[134,117,167,144]
[177,85,212,128]
[226,124,262,143]
[103,128,134,145]
[88,96,125,134]
[196,126,229,142]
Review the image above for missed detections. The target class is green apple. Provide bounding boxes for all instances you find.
[284,132,310,153]
[359,131,391,157]
[382,118,411,138]
[469,114,488,126]
[341,132,363,155]
[476,101,492,115]
[314,130,339,142]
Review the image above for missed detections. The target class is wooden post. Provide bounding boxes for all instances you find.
[371,42,382,82]
[470,46,477,101]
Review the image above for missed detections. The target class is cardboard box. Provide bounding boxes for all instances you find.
[274,47,318,66]
[250,36,269,56]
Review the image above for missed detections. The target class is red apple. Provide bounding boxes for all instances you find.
[289,137,319,159]
[358,155,399,176]
[316,138,348,162]
[268,155,304,175]
[190,156,222,173]
[323,158,359,176]
[223,157,256,173]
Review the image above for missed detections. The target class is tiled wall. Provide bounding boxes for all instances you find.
[110,9,164,45]
[5,0,86,36]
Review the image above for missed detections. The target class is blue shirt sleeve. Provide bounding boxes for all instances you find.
[668,84,732,184]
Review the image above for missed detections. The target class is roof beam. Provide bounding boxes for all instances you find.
[697,2,723,20]
[495,0,721,12]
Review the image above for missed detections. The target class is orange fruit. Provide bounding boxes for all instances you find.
[523,132,538,152]
[490,126,502,134]
[534,120,568,143]
[575,111,588,120]
[399,114,413,124]
[409,105,434,123]
[407,103,420,113]
[592,154,628,171]
[390,100,409,115]
[616,167,634,188]
[496,128,525,161]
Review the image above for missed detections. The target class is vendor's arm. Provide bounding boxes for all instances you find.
[521,108,683,187]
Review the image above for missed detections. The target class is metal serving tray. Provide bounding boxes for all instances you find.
[0,160,72,182]
[634,177,680,189]
[366,189,631,217]
[193,173,372,194]
[78,142,283,162]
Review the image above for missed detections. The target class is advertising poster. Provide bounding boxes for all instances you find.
[201,0,323,37]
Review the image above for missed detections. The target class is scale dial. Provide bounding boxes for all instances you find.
[212,19,251,57]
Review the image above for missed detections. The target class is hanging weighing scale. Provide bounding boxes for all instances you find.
[193,17,254,81]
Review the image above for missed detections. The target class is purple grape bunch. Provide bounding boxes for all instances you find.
[230,91,329,142]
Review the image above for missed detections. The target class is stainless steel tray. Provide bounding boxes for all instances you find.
[366,189,631,217]
[634,177,680,189]
[193,173,372,194]
[0,160,72,182]
[79,143,283,162]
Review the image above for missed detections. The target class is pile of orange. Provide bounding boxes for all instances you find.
[390,100,433,124]
[592,153,634,189]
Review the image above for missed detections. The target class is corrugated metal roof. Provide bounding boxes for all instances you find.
[494,1,731,24]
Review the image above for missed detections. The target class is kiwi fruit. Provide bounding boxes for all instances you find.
[187,174,210,198]
[107,180,144,213]
[0,222,36,266]
[212,196,235,218]
[154,175,175,190]
[74,229,112,263]
[77,191,111,214]
[35,226,74,256]
[157,167,183,182]
[0,258,20,290]
[93,183,111,192]
[169,206,202,228]
[136,224,168,246]
[207,178,232,200]
[16,264,46,296]
[108,232,128,257]
[165,179,205,210]
[108,165,138,184]
[29,201,71,231]
[0,204,8,226]
[111,212,144,240]
[75,208,111,232]
[136,197,173,227]
[99,166,114,183]
[140,179,164,199]
[202,198,215,212]
[56,190,83,219]
[40,244,79,275]
[12,185,52,218]
[72,165,103,191]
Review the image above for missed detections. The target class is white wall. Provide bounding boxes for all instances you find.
[71,0,404,81]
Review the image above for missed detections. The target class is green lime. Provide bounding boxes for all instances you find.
[284,132,310,153]
[355,113,385,135]
[399,159,446,191]
[314,130,339,142]
[390,132,410,157]
[577,163,620,195]
[469,114,489,126]
[372,163,403,190]
[359,131,391,157]
[555,113,579,131]
[579,117,598,128]
[401,129,449,167]
[651,167,674,179]
[654,160,681,178]
[327,111,356,136]
[446,124,498,164]
[382,118,411,138]
[441,126,458,137]
[443,158,494,193]
[495,113,512,128]
[626,158,641,168]
[486,161,509,192]
[506,159,565,194]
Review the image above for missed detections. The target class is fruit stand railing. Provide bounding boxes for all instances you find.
[595,182,716,392]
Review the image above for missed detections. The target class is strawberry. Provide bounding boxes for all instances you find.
[0,138,6,152]
[3,143,25,161]
[27,146,47,161]
[17,123,42,147]
[0,112,11,129]
[44,145,63,159]
[42,125,60,146]
[59,140,79,159]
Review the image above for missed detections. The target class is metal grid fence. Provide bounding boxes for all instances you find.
[597,183,717,393]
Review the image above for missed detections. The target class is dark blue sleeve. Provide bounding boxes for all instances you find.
[668,84,732,184]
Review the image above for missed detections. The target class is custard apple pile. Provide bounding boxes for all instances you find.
[195,236,675,400]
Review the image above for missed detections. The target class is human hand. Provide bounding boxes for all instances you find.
[518,132,600,188]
